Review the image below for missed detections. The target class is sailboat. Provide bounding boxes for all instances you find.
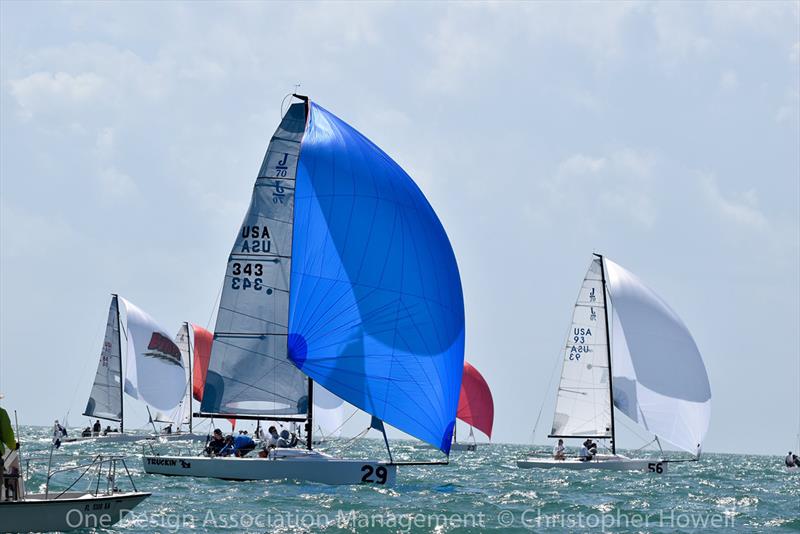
[67,295,194,444]
[517,254,711,473]
[451,362,493,451]
[142,94,465,485]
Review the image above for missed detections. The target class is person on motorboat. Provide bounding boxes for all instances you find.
[786,452,797,467]
[553,439,566,460]
[52,420,67,449]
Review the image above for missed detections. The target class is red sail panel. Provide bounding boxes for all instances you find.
[457,362,494,439]
[191,324,214,402]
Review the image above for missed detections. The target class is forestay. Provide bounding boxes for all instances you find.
[84,295,123,421]
[605,258,711,455]
[287,102,465,453]
[200,103,309,417]
[550,258,613,439]
[120,297,186,412]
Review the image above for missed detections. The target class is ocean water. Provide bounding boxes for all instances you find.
[14,426,800,533]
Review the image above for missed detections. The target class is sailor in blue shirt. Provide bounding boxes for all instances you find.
[219,434,256,457]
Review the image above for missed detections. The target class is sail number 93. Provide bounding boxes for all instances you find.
[230,263,271,293]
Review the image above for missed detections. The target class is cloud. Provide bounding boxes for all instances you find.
[0,202,83,259]
[7,71,106,120]
[546,148,657,227]
[720,70,738,90]
[699,172,768,230]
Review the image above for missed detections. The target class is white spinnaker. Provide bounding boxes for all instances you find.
[83,296,123,421]
[313,382,345,438]
[120,297,187,412]
[605,258,711,455]
[550,258,612,438]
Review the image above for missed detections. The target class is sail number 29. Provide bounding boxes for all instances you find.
[361,464,388,484]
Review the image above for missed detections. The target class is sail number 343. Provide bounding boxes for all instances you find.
[230,263,272,293]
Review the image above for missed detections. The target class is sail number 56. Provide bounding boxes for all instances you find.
[361,465,388,484]
[647,462,664,474]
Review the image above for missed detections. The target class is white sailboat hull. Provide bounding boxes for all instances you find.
[142,449,397,485]
[0,491,150,532]
[517,455,669,473]
[785,466,800,473]
[451,442,477,452]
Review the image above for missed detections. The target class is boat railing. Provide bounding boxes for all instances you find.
[44,454,138,500]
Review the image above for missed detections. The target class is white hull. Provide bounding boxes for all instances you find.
[786,466,800,473]
[517,455,669,473]
[143,449,396,485]
[0,491,150,532]
[451,442,477,452]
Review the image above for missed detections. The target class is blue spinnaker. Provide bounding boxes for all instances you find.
[288,102,465,453]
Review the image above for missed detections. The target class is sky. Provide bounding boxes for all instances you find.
[0,1,798,456]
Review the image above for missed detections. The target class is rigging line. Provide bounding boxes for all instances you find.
[205,280,224,330]
[68,307,108,422]
[325,407,359,438]
[531,315,574,443]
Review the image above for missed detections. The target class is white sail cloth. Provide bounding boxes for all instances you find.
[83,296,123,421]
[313,382,345,438]
[550,258,613,438]
[605,258,711,455]
[120,297,187,412]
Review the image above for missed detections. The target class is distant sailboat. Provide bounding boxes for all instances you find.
[67,295,193,444]
[452,362,493,451]
[143,95,465,485]
[518,254,711,472]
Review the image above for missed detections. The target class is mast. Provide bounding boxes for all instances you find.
[186,322,193,435]
[596,254,616,455]
[114,293,124,434]
[306,378,314,450]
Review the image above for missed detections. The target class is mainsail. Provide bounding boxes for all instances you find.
[550,258,613,439]
[200,102,309,417]
[457,362,494,439]
[120,297,186,412]
[83,295,123,422]
[605,258,711,455]
[288,101,465,453]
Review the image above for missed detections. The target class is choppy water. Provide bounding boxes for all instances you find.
[13,426,800,533]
